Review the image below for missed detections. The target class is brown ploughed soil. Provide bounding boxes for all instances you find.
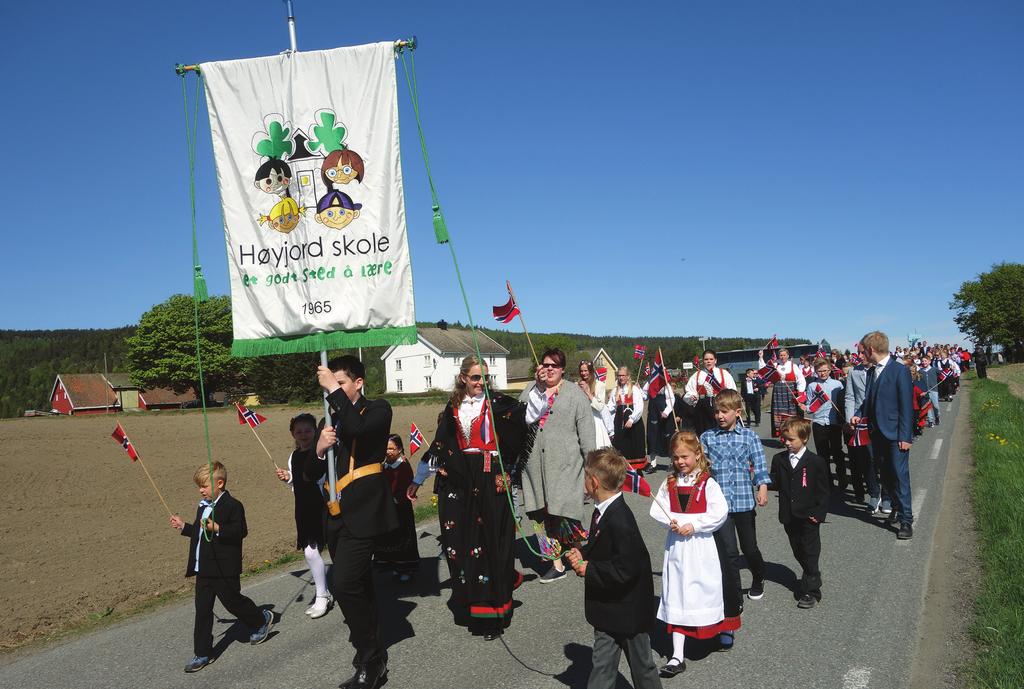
[0,402,442,650]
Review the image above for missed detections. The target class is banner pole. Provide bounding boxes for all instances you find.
[506,281,539,366]
[321,350,339,509]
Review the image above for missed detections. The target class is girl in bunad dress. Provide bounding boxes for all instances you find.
[650,431,730,678]
[578,359,614,448]
[375,435,420,581]
[759,348,807,437]
[606,367,647,471]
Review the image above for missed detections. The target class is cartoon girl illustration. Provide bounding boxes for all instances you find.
[314,190,361,230]
[254,159,293,197]
[321,149,364,190]
[258,197,306,234]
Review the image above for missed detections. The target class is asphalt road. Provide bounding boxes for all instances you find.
[0,395,963,689]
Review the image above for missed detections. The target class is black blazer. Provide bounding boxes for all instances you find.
[318,390,398,538]
[769,450,829,524]
[180,490,247,578]
[580,495,655,636]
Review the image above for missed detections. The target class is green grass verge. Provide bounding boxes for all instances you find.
[968,378,1024,688]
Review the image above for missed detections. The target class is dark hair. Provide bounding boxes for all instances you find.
[254,159,292,183]
[387,434,405,454]
[328,355,365,381]
[289,413,316,432]
[702,349,717,358]
[541,348,566,369]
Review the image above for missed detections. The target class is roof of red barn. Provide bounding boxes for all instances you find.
[51,374,119,410]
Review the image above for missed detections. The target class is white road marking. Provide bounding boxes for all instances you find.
[912,488,927,517]
[930,439,943,460]
[842,667,871,689]
[945,403,951,412]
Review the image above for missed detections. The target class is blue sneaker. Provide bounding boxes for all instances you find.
[718,632,734,651]
[249,609,274,645]
[184,656,213,673]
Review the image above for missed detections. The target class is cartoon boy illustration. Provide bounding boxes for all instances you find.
[258,197,306,234]
[321,149,364,189]
[254,159,293,197]
[314,190,361,230]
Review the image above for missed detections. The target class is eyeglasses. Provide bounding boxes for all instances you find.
[540,362,562,369]
[467,374,483,382]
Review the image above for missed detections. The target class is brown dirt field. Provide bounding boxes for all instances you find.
[0,402,444,650]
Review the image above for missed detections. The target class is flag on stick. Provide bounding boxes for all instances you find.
[237,403,267,428]
[111,423,139,461]
[492,295,520,324]
[807,384,829,414]
[596,366,608,382]
[410,422,425,454]
[646,350,671,398]
[634,344,646,360]
[756,363,780,385]
[848,421,870,447]
[622,468,651,497]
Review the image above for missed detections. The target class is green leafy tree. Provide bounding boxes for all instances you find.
[307,110,347,153]
[255,120,294,159]
[950,262,1024,347]
[126,295,248,398]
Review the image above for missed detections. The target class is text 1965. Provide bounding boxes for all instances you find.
[301,301,332,315]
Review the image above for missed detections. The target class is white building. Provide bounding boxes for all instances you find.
[381,326,509,394]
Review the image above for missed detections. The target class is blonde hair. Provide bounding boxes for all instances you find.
[861,331,890,356]
[450,356,487,409]
[669,431,710,476]
[584,447,627,491]
[779,417,811,442]
[194,461,227,487]
[713,389,743,412]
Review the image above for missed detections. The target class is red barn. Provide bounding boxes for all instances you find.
[49,374,120,416]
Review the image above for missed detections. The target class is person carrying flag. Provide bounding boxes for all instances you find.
[758,347,806,437]
[642,352,676,475]
[799,359,847,493]
[844,343,882,511]
[606,366,648,471]
[429,356,526,639]
[682,351,737,436]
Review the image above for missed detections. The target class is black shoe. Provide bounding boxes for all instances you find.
[747,580,765,600]
[717,632,734,651]
[659,657,686,677]
[797,594,817,609]
[643,463,658,475]
[897,523,914,540]
[184,655,213,673]
[340,663,387,689]
[539,566,568,584]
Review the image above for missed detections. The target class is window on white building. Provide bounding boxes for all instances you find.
[396,379,403,392]
[424,355,431,366]
[395,359,402,371]
[489,356,495,365]
[425,376,432,388]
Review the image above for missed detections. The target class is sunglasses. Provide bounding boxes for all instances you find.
[466,374,483,382]
[540,362,562,369]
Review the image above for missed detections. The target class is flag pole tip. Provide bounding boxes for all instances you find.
[395,36,417,53]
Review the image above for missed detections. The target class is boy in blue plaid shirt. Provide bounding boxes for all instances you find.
[700,389,770,650]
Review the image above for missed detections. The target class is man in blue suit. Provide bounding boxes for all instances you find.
[851,331,914,540]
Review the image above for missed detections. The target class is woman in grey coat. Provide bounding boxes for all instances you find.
[519,347,598,582]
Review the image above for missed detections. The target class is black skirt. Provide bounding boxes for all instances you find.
[290,449,327,550]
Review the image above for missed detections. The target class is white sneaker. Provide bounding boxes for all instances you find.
[308,595,332,619]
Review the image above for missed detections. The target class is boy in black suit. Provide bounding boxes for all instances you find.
[169,461,273,673]
[769,418,829,609]
[315,355,398,689]
[566,448,663,689]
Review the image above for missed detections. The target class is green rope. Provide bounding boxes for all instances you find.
[180,69,216,541]
[398,47,552,561]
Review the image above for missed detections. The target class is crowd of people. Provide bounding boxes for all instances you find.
[164,332,982,688]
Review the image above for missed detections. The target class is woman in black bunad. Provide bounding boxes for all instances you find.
[429,356,525,640]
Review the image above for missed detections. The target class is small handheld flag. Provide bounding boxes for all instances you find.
[807,384,829,414]
[410,422,426,454]
[492,295,520,324]
[236,403,267,428]
[848,421,870,447]
[622,468,651,497]
[634,344,646,360]
[647,351,671,398]
[768,335,779,349]
[596,366,608,382]
[111,423,139,461]
[756,363,780,385]
[795,390,808,404]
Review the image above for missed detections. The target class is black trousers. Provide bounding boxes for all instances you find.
[742,393,761,425]
[193,575,264,657]
[693,398,716,436]
[812,423,846,488]
[717,510,766,602]
[847,444,879,500]
[327,517,384,669]
[783,520,822,599]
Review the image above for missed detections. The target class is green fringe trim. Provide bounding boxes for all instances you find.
[231,326,417,357]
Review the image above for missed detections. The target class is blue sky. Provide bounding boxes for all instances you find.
[6,1,1022,350]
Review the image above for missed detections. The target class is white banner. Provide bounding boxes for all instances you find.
[201,42,416,356]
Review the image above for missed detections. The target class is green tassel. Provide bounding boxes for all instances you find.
[193,265,209,303]
[432,204,449,244]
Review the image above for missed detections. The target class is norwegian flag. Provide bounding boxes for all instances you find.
[938,367,954,383]
[831,365,844,380]
[756,363,780,385]
[702,368,723,396]
[647,351,671,398]
[815,346,828,360]
[795,390,808,404]
[848,421,870,447]
[596,366,608,382]
[634,344,646,360]
[622,468,652,497]
[236,403,267,428]
[807,384,829,414]
[111,423,139,461]
[409,422,426,455]
[916,387,932,428]
[692,355,700,367]
[768,335,779,349]
[641,361,651,379]
[492,296,520,324]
